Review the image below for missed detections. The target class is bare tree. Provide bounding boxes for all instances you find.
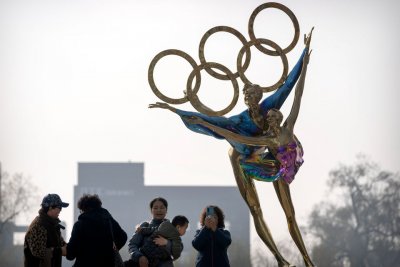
[0,169,38,236]
[0,168,39,267]
[307,155,400,267]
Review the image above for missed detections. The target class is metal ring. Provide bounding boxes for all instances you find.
[237,38,288,92]
[248,2,299,56]
[186,62,239,116]
[199,26,251,80]
[148,49,201,104]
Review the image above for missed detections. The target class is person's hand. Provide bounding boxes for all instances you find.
[183,115,204,125]
[139,256,149,267]
[61,245,67,256]
[304,27,314,48]
[153,235,168,246]
[135,224,142,233]
[204,215,218,231]
[148,102,172,110]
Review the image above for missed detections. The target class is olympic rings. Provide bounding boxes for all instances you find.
[199,26,251,80]
[237,38,288,92]
[148,49,200,105]
[148,2,301,116]
[186,62,239,116]
[248,2,300,56]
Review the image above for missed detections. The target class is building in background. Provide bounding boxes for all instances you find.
[0,222,26,267]
[69,162,250,267]
[1,221,68,267]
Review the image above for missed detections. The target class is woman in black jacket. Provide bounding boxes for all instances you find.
[66,194,127,267]
[192,205,231,267]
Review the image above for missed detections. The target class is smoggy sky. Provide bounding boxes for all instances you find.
[1,0,399,245]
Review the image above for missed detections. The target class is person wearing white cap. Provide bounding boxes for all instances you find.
[24,193,69,267]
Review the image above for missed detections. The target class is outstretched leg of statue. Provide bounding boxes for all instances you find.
[229,148,292,266]
[273,179,315,267]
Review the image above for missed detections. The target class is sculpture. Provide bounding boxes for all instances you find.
[148,3,315,266]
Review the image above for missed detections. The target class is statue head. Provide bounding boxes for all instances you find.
[243,84,263,108]
[266,108,283,128]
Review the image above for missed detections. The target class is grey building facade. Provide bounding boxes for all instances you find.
[0,222,26,267]
[71,162,251,267]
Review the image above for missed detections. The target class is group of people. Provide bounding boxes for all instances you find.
[24,194,231,267]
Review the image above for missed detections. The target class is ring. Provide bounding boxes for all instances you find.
[186,62,239,116]
[248,2,299,56]
[237,38,288,92]
[148,49,201,104]
[199,26,251,80]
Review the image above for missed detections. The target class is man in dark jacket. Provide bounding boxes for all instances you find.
[24,193,69,267]
[66,194,127,267]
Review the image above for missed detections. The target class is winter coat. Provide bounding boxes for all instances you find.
[128,218,174,267]
[66,207,127,267]
[192,227,231,267]
[140,220,183,266]
[24,209,66,267]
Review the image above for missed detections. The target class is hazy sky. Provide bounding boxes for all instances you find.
[1,0,399,248]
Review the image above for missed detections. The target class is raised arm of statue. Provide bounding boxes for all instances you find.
[259,48,307,116]
[284,28,313,133]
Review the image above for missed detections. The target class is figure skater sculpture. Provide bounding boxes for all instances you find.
[148,3,315,266]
